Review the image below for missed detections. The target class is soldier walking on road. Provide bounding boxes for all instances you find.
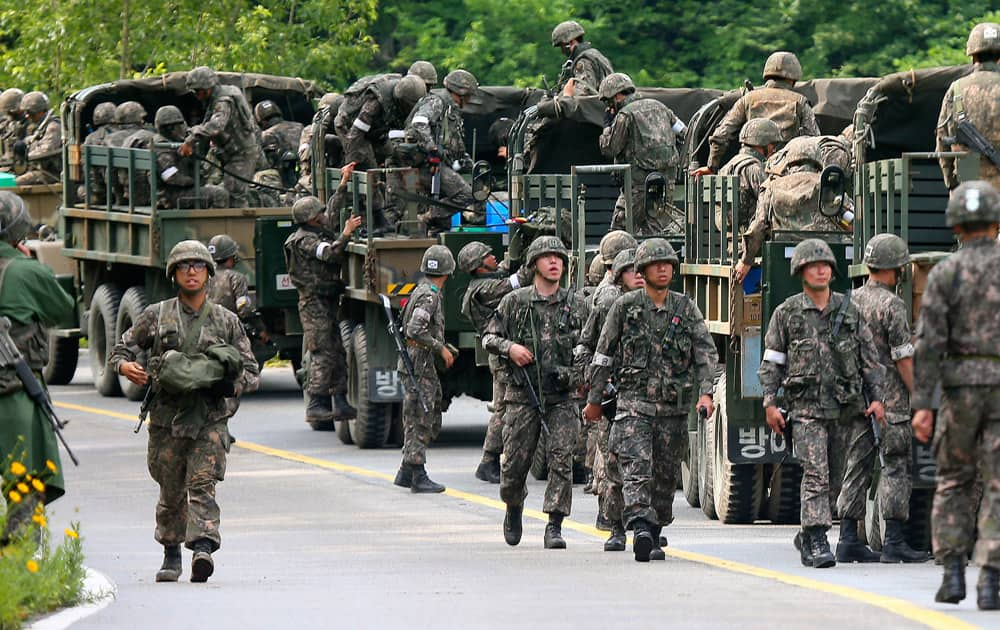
[759,239,884,569]
[393,245,457,494]
[912,181,1000,609]
[483,236,586,549]
[835,234,930,564]
[112,240,259,583]
[583,239,717,562]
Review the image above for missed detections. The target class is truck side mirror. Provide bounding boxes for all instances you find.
[818,165,846,218]
[472,160,492,202]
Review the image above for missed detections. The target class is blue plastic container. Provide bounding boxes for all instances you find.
[0,172,15,188]
[451,200,510,232]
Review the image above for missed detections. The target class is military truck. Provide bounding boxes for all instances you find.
[53,71,319,398]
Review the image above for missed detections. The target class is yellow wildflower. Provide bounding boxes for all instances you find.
[32,514,47,527]
[31,479,44,493]
[16,482,29,494]
[10,462,26,476]
[8,490,21,503]
[45,460,57,473]
[25,560,38,573]
[64,529,79,539]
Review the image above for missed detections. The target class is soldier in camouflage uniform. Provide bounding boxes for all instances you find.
[549,20,613,97]
[151,106,229,209]
[297,92,343,196]
[912,181,1000,609]
[936,23,1000,191]
[696,52,819,175]
[407,60,438,91]
[759,239,885,569]
[459,241,533,484]
[206,234,254,322]
[598,73,686,236]
[283,193,362,426]
[393,245,457,494]
[716,118,781,236]
[112,240,259,583]
[583,239,717,562]
[180,67,262,208]
[835,234,930,564]
[483,236,586,549]
[255,100,303,165]
[15,92,62,185]
[0,88,27,169]
[335,73,425,170]
[77,102,118,204]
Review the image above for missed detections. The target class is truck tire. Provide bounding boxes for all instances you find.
[530,431,549,480]
[115,287,149,401]
[711,374,763,523]
[698,414,717,519]
[334,322,354,442]
[682,428,700,508]
[764,463,802,524]
[349,324,391,448]
[88,283,122,397]
[43,332,78,385]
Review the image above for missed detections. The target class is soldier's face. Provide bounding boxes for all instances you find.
[482,254,499,271]
[175,260,209,294]
[535,254,564,282]
[642,262,673,290]
[621,268,644,290]
[801,262,832,290]
[193,88,212,103]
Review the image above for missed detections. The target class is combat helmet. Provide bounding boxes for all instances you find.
[587,253,606,284]
[292,196,325,224]
[0,88,23,114]
[115,101,147,125]
[254,100,282,126]
[599,230,638,262]
[551,20,585,47]
[525,235,570,267]
[634,238,679,271]
[443,70,478,97]
[863,233,910,270]
[93,102,116,127]
[20,91,49,115]
[186,66,219,92]
[739,118,782,147]
[790,238,836,275]
[407,60,438,87]
[946,180,1000,227]
[207,234,239,262]
[599,73,636,101]
[421,244,456,276]
[318,92,343,111]
[966,22,1000,56]
[0,191,32,245]
[612,248,637,282]
[457,241,493,274]
[165,240,216,279]
[154,105,186,131]
[392,75,427,111]
[762,51,802,82]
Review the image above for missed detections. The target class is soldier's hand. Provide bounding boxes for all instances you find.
[508,344,533,367]
[16,242,32,257]
[339,161,357,186]
[342,214,363,237]
[733,261,751,284]
[119,361,148,386]
[912,409,934,443]
[562,79,576,98]
[697,394,714,419]
[765,405,785,434]
[866,399,886,426]
[440,346,456,370]
[691,166,714,178]
[583,402,602,423]
[178,140,194,157]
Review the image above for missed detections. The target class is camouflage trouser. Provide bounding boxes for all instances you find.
[932,386,1000,567]
[610,174,683,236]
[417,164,478,234]
[794,413,851,528]
[15,169,59,186]
[299,294,348,397]
[401,349,442,466]
[482,375,507,456]
[501,399,578,516]
[219,154,256,208]
[147,422,230,552]
[836,411,913,521]
[585,417,598,470]
[611,414,685,529]
[598,416,624,522]
[162,184,229,210]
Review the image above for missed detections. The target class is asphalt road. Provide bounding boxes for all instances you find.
[37,358,998,629]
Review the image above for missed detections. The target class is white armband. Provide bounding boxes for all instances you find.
[388,129,405,140]
[592,353,612,367]
[672,119,687,134]
[411,115,430,126]
[316,242,331,258]
[762,349,787,365]
[508,274,520,289]
[161,166,179,181]
[352,118,371,132]
[890,342,915,361]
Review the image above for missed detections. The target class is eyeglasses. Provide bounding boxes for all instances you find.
[176,261,208,273]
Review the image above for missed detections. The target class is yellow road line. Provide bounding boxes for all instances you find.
[57,399,977,630]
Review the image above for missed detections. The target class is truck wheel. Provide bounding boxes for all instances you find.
[711,374,763,523]
[115,287,149,401]
[681,427,700,508]
[88,283,122,397]
[698,405,717,519]
[335,322,354,442]
[349,324,391,448]
[764,464,802,524]
[530,431,549,480]
[43,332,78,385]
[905,487,934,552]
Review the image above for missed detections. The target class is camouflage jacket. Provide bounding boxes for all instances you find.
[406,93,468,164]
[190,84,260,158]
[851,279,912,416]
[152,132,200,206]
[936,62,1000,190]
[462,263,534,376]
[483,284,586,403]
[24,112,62,176]
[262,119,304,160]
[402,281,446,355]
[587,289,716,416]
[707,81,820,171]
[109,297,259,429]
[760,291,884,420]
[718,147,766,232]
[207,267,254,321]
[83,124,117,148]
[0,115,28,163]
[599,93,683,178]
[283,224,349,298]
[575,282,623,379]
[913,237,1000,408]
[556,42,614,95]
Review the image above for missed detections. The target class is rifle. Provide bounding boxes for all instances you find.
[764,407,792,493]
[864,392,886,469]
[133,382,155,433]
[0,317,78,466]
[954,116,1000,169]
[600,381,617,421]
[502,311,549,435]
[379,294,429,413]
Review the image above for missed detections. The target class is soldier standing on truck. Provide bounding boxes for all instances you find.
[693,52,819,177]
[335,73,425,170]
[255,100,303,165]
[284,190,361,427]
[836,234,930,564]
[14,92,62,186]
[111,240,259,584]
[483,236,586,550]
[759,239,884,569]
[598,73,686,236]
[407,61,439,92]
[0,88,26,169]
[297,92,343,196]
[392,245,457,494]
[180,66,262,208]
[583,239,717,562]
[459,241,533,484]
[716,118,782,235]
[936,23,1000,192]
[912,181,1000,609]
[549,20,613,97]
[151,106,229,209]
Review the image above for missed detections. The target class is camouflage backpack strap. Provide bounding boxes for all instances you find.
[831,289,852,339]
[180,300,213,354]
[661,291,685,347]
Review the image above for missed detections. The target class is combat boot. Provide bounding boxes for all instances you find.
[633,520,654,563]
[807,527,836,568]
[393,463,413,488]
[332,393,357,419]
[190,539,214,583]
[649,525,666,561]
[305,395,335,422]
[544,513,566,549]
[503,504,523,546]
[474,453,501,484]
[604,521,626,552]
[410,465,446,493]
[836,517,880,563]
[595,496,611,531]
[880,520,931,563]
[155,544,182,582]
[935,555,966,604]
[978,567,1000,610]
[794,529,814,567]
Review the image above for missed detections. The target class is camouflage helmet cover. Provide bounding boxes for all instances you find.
[587,253,606,285]
[207,234,239,262]
[790,238,836,275]
[966,22,1000,56]
[154,105,186,130]
[254,99,282,124]
[0,191,32,244]
[421,244,456,276]
[762,51,803,81]
[525,235,570,267]
[319,92,343,110]
[946,180,1000,227]
[863,233,910,270]
[598,73,636,100]
[0,88,24,114]
[599,229,638,261]
[392,75,427,110]
[93,102,117,126]
[292,196,325,224]
[115,101,147,125]
[739,117,782,146]
[186,66,219,91]
[443,69,478,97]
[20,91,49,115]
[551,20,585,46]
[165,239,216,279]
[407,60,438,86]
[457,241,493,274]
[634,238,679,271]
[612,248,637,282]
